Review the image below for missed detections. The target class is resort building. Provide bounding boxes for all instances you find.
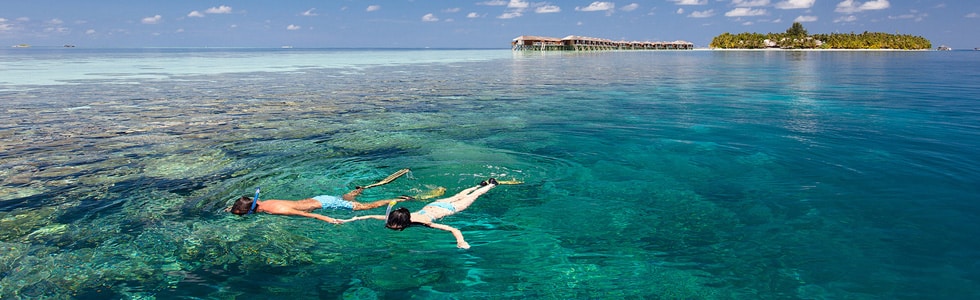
[512,35,694,51]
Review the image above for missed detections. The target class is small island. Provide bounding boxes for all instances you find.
[710,22,931,50]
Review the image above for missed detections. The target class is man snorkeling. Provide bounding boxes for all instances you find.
[227,169,413,224]
[341,178,498,249]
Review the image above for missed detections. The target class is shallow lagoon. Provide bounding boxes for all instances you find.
[1,48,979,299]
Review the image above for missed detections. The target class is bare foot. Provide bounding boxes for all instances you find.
[342,187,365,200]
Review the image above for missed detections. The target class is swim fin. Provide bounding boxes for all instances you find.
[361,168,410,189]
[496,179,524,185]
[415,186,446,200]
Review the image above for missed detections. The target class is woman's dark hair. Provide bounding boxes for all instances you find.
[385,207,412,230]
[229,196,255,216]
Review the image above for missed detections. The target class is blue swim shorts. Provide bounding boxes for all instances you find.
[312,195,354,210]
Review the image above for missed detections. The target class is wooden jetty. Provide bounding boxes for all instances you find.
[512,35,694,51]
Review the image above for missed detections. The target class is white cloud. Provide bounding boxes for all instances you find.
[86,29,96,34]
[536,5,561,13]
[467,12,482,18]
[141,15,162,24]
[621,3,640,12]
[478,0,508,6]
[836,0,890,14]
[966,12,979,18]
[498,12,523,19]
[690,9,715,18]
[366,5,381,12]
[725,8,767,17]
[1,23,14,32]
[794,15,818,22]
[205,5,233,14]
[774,0,815,9]
[422,13,440,22]
[576,2,615,12]
[444,8,461,13]
[286,24,301,30]
[889,11,927,22]
[301,8,318,16]
[834,15,858,22]
[733,0,770,7]
[508,0,529,9]
[676,8,685,14]
[671,0,707,5]
[859,0,890,11]
[188,11,205,18]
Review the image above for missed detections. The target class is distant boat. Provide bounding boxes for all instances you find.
[11,44,31,48]
[281,45,293,49]
[937,45,952,51]
[64,44,76,48]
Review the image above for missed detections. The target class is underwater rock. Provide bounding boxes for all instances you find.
[1,164,38,185]
[142,148,231,180]
[26,224,69,242]
[174,220,318,270]
[359,262,442,290]
[0,184,48,202]
[342,286,379,300]
[327,130,426,153]
[0,206,60,241]
[33,166,84,179]
[0,241,31,274]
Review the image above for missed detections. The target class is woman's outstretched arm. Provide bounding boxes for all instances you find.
[340,215,385,223]
[426,223,470,249]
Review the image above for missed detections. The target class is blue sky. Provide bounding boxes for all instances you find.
[2,0,977,48]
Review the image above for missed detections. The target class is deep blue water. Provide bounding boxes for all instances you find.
[1,48,978,299]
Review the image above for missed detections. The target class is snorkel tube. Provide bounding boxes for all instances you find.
[384,200,397,224]
[246,188,260,215]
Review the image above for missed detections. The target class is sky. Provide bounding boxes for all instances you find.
[1,0,977,49]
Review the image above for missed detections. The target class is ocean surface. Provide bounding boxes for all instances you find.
[1,48,978,299]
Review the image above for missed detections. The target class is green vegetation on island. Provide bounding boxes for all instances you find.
[710,22,932,50]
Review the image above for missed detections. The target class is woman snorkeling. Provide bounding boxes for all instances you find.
[342,178,498,249]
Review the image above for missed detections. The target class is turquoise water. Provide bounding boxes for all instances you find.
[1,48,978,299]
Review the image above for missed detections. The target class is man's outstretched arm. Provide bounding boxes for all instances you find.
[285,210,343,224]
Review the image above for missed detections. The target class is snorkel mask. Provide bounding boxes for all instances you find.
[246,188,260,215]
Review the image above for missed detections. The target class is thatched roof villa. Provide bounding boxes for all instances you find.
[512,35,693,51]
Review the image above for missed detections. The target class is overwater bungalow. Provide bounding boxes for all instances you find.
[512,35,693,51]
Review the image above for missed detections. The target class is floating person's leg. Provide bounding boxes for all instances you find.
[352,196,413,210]
[447,179,497,212]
